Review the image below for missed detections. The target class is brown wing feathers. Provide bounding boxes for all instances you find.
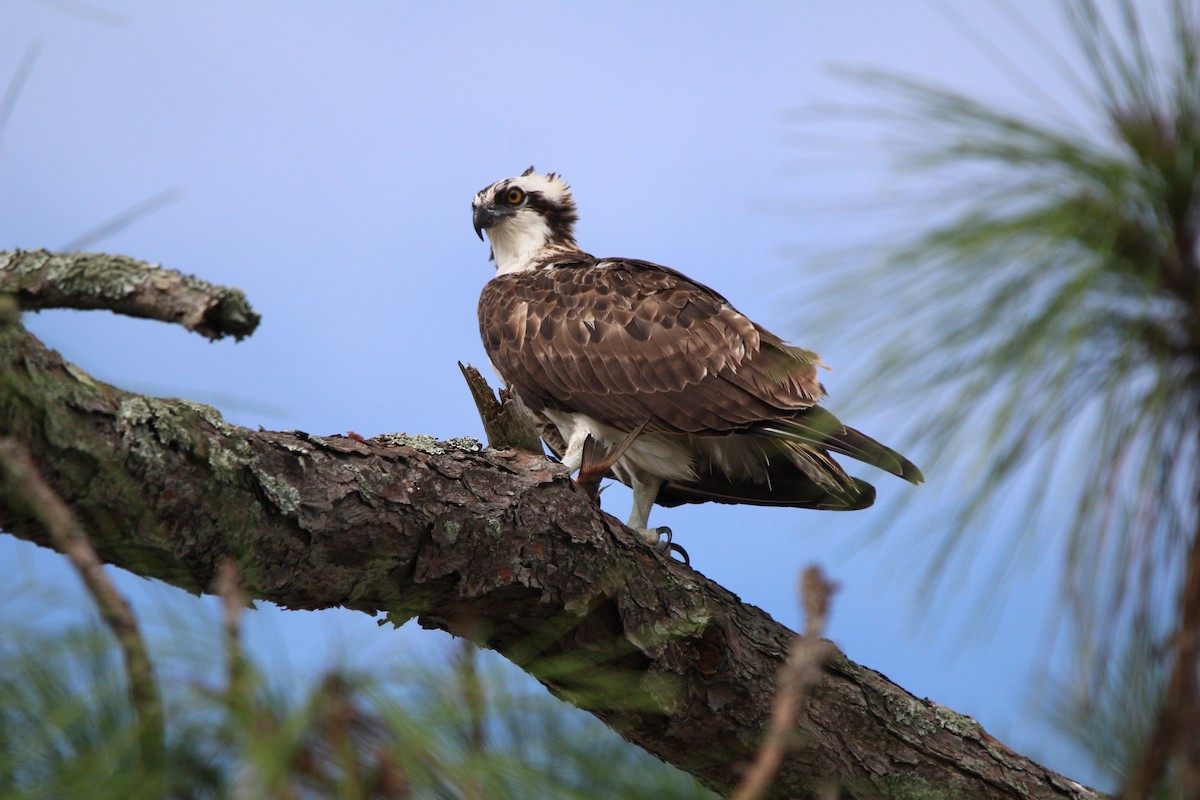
[479,260,814,432]
[479,258,923,489]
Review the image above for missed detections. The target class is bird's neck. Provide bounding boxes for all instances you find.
[490,222,580,275]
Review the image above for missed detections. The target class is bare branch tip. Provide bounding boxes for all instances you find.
[0,249,261,341]
[800,564,840,639]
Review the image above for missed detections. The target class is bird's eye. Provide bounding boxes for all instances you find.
[503,187,525,206]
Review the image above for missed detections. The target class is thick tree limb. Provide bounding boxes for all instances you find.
[0,256,1103,799]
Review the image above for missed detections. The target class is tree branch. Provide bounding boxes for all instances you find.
[0,249,259,340]
[0,254,1103,799]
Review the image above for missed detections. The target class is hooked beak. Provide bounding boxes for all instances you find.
[472,204,512,241]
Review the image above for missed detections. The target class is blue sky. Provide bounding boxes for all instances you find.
[3,0,1114,789]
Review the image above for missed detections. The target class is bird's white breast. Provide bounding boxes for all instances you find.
[542,409,697,483]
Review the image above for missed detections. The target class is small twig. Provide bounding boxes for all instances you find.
[298,671,415,798]
[454,639,487,800]
[216,559,277,800]
[315,673,366,797]
[0,437,165,768]
[1122,521,1200,799]
[456,639,488,756]
[0,249,260,340]
[214,558,252,711]
[731,565,840,800]
[800,564,838,638]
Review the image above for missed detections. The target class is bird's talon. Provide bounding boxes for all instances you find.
[666,542,690,565]
[638,526,687,563]
[644,527,689,564]
[656,526,673,547]
[634,525,670,547]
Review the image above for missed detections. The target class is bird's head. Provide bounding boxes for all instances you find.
[473,167,579,274]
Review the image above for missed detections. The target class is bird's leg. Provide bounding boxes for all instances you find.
[626,473,687,563]
[625,473,661,532]
[569,421,687,563]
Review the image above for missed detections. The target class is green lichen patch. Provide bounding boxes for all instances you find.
[884,694,982,743]
[250,466,301,515]
[116,396,200,452]
[374,432,445,454]
[299,432,333,448]
[374,433,483,455]
[115,395,255,485]
[116,395,155,427]
[276,440,316,456]
[930,704,980,737]
[207,440,251,484]
[46,252,150,301]
[885,695,938,736]
[344,464,374,500]
[177,399,235,436]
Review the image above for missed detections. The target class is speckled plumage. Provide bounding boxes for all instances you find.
[479,256,824,433]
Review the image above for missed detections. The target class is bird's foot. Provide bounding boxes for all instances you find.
[635,526,689,565]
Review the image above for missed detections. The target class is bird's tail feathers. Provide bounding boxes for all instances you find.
[657,474,875,511]
[752,407,924,484]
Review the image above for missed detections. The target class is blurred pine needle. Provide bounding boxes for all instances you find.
[812,0,1199,792]
[0,605,713,800]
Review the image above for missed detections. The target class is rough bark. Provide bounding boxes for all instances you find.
[0,249,259,340]
[0,252,1103,799]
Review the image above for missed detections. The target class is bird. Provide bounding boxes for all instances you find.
[473,167,922,550]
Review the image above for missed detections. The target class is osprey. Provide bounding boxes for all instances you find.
[473,168,922,547]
